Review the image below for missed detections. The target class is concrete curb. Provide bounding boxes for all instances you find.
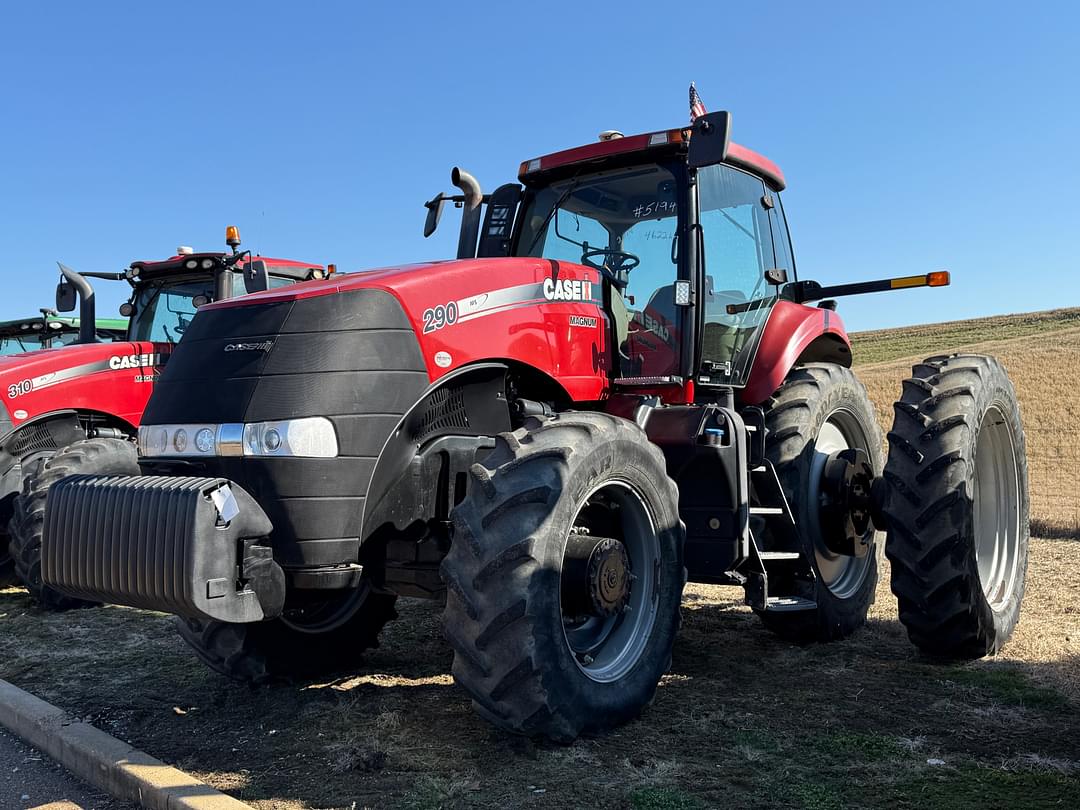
[0,679,252,809]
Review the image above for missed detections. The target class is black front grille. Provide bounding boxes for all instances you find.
[141,288,430,566]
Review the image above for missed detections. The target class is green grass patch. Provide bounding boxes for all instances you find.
[788,781,845,810]
[890,764,1079,810]
[942,666,1069,711]
[629,786,706,810]
[816,730,904,761]
[733,728,783,754]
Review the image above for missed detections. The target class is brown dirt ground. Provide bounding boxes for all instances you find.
[0,313,1078,809]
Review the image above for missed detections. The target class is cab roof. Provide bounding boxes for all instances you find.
[519,126,786,191]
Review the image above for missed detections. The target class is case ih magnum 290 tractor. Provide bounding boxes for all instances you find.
[41,113,1027,741]
[1,232,323,600]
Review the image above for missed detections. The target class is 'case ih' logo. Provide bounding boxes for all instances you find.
[543,278,594,302]
[109,353,160,370]
[224,341,274,352]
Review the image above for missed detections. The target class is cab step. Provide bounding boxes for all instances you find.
[765,596,817,612]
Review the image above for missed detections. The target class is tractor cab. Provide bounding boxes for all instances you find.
[54,227,329,345]
[425,117,798,397]
[120,251,325,344]
[428,113,947,404]
[511,121,791,391]
[0,313,126,355]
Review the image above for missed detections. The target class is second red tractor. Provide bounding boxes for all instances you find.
[0,234,322,603]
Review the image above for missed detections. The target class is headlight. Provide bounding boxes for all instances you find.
[138,417,338,459]
[242,417,338,458]
[195,428,215,453]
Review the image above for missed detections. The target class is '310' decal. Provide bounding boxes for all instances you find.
[422,301,459,333]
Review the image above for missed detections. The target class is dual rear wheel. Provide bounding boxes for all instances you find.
[759,357,1028,659]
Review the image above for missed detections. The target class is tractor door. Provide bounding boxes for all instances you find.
[694,164,780,388]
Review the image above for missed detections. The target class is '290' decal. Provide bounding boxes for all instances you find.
[422,301,459,333]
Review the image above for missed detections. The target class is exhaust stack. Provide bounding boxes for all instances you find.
[452,167,483,259]
[58,263,97,344]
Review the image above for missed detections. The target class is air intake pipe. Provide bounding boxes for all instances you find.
[58,263,97,344]
[452,167,483,259]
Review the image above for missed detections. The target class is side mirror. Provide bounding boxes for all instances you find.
[688,111,733,169]
[243,259,270,294]
[56,280,77,312]
[424,193,448,238]
[765,268,788,285]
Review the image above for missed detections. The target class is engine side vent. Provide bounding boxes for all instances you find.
[9,423,59,457]
[417,386,469,440]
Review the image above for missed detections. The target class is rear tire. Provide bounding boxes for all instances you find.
[884,354,1028,658]
[177,582,398,684]
[757,364,884,642]
[441,412,685,741]
[8,438,139,610]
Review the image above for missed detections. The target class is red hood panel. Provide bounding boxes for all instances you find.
[0,341,170,431]
[200,257,612,402]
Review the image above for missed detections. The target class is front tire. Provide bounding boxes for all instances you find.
[8,438,140,609]
[177,581,398,683]
[758,364,884,642]
[441,412,685,742]
[883,354,1029,658]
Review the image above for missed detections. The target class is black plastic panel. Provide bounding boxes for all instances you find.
[141,288,429,568]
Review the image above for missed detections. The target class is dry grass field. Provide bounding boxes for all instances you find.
[0,309,1078,809]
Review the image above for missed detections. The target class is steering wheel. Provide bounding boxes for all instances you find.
[580,247,640,287]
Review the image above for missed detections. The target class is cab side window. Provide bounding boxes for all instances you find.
[769,192,796,280]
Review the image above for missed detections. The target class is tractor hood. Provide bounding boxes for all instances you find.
[0,340,167,439]
[197,257,609,401]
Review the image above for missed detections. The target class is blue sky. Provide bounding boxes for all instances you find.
[0,1,1076,332]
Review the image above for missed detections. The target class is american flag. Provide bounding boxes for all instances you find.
[689,82,707,121]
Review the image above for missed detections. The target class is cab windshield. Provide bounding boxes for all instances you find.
[516,163,684,378]
[0,332,46,355]
[0,326,81,354]
[129,274,293,343]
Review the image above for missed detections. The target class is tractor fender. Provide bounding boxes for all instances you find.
[740,301,852,405]
[0,409,137,481]
[360,362,518,545]
[0,412,134,507]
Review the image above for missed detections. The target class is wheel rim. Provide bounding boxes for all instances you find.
[973,405,1021,609]
[560,480,660,683]
[809,409,876,599]
[280,582,374,634]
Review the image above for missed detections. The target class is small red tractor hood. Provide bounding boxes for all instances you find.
[0,340,164,431]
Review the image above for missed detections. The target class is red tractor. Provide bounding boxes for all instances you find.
[40,114,1027,741]
[2,230,324,603]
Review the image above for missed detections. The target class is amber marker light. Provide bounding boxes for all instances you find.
[225,225,241,249]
